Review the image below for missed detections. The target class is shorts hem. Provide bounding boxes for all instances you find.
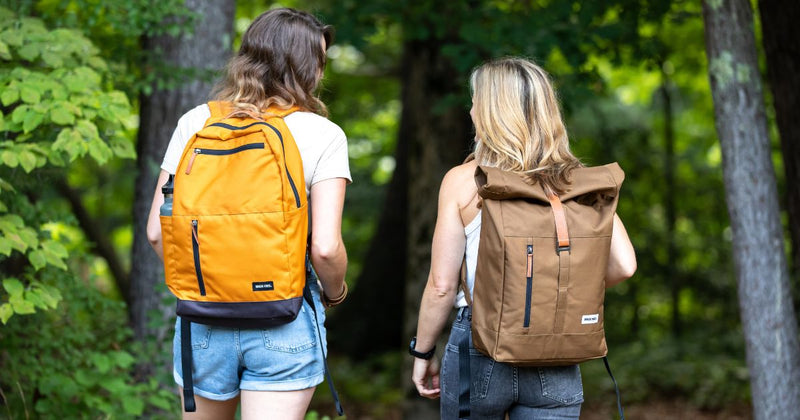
[240,371,325,392]
[174,369,241,401]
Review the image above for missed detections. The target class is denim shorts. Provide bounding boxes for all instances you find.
[440,307,583,420]
[173,275,327,401]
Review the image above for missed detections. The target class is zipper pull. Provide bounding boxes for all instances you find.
[191,220,199,245]
[526,245,533,278]
[185,149,201,175]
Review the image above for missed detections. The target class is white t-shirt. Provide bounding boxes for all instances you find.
[161,104,352,196]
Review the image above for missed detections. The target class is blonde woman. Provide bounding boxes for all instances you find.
[146,8,350,419]
[410,57,636,419]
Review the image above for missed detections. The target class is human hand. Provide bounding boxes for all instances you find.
[411,356,441,399]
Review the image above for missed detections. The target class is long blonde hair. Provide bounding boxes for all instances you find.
[212,8,333,118]
[471,57,581,194]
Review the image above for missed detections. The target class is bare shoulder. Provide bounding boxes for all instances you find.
[440,159,479,211]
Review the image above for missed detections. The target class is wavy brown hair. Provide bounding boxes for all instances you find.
[213,8,333,118]
[471,57,582,195]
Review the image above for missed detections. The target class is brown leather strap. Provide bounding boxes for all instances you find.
[548,193,570,252]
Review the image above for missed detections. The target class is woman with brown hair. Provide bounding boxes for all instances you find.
[146,8,350,419]
[410,57,636,419]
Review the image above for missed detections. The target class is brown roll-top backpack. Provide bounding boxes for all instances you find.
[457,162,626,419]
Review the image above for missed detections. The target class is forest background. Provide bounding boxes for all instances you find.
[1,0,798,419]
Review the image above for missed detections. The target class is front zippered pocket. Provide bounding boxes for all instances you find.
[524,244,533,328]
[191,219,206,296]
[185,143,265,175]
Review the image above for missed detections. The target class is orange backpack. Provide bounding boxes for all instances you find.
[161,101,308,327]
[160,101,342,413]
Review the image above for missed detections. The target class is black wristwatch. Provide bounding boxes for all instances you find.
[409,336,436,360]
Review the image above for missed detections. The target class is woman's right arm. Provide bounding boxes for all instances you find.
[606,214,637,287]
[146,170,171,261]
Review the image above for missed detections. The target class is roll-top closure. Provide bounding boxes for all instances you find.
[475,163,624,202]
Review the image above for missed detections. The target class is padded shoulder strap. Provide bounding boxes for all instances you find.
[207,101,230,119]
[266,106,301,119]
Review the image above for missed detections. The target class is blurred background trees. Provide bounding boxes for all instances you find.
[1,0,797,418]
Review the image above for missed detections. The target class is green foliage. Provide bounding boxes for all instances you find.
[0,269,175,418]
[583,330,750,410]
[0,8,135,324]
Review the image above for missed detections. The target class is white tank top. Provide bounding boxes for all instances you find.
[455,210,481,308]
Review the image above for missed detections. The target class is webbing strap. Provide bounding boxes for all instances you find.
[603,357,625,420]
[457,330,471,419]
[553,250,570,333]
[303,282,345,416]
[180,318,196,412]
[548,193,571,333]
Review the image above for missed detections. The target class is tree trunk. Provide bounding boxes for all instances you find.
[327,117,408,355]
[702,1,800,418]
[398,40,473,419]
[758,0,800,305]
[129,0,235,377]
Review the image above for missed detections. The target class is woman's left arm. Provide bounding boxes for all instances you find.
[606,214,637,287]
[411,167,470,399]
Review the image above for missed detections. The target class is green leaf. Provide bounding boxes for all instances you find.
[88,139,112,164]
[18,226,38,248]
[111,351,135,369]
[1,150,18,167]
[122,397,144,415]
[0,237,11,256]
[49,106,75,125]
[0,40,10,60]
[28,249,46,270]
[41,240,68,259]
[9,293,35,314]
[33,286,60,309]
[0,303,12,324]
[111,137,137,159]
[0,86,19,106]
[11,104,28,123]
[3,277,24,296]
[92,353,112,373]
[17,42,40,61]
[20,85,40,104]
[18,150,37,172]
[22,111,44,133]
[1,30,23,47]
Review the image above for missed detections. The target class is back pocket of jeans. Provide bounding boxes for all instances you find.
[539,365,584,404]
[261,306,316,353]
[442,343,495,402]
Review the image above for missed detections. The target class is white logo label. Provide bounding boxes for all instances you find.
[581,314,599,324]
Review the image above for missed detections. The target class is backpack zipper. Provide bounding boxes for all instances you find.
[202,122,302,209]
[184,143,266,175]
[524,244,533,328]
[191,220,206,296]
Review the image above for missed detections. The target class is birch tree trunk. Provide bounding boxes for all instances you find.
[702,1,800,418]
[129,0,235,377]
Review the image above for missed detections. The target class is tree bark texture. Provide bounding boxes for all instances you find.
[758,0,800,288]
[702,1,800,418]
[399,40,474,419]
[129,0,235,359]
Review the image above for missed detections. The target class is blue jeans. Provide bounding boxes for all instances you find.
[440,307,583,419]
[173,275,327,400]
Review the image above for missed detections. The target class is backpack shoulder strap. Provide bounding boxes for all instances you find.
[265,105,301,119]
[207,101,231,119]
